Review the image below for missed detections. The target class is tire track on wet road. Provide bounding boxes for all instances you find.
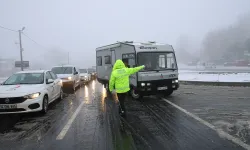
[124,96,246,150]
[35,81,114,150]
[2,82,249,150]
[144,102,222,149]
[56,100,85,140]
[120,117,152,150]
[167,84,250,146]
[161,97,250,150]
[123,99,167,150]
[105,96,139,150]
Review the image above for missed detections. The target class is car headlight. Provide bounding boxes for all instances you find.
[68,76,72,80]
[84,76,87,78]
[172,80,178,83]
[147,83,151,86]
[141,83,145,86]
[24,92,41,99]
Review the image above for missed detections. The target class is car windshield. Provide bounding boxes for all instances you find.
[137,52,177,71]
[51,67,73,74]
[3,73,44,85]
[79,69,88,73]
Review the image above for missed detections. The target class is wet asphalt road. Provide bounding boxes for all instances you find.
[0,80,250,150]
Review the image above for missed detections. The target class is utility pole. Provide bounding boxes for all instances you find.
[18,27,25,71]
[18,30,23,71]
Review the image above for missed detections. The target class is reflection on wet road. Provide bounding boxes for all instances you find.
[0,81,250,150]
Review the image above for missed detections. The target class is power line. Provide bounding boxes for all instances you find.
[0,25,17,32]
[22,33,48,50]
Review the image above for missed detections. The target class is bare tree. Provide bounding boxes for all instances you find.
[202,13,250,63]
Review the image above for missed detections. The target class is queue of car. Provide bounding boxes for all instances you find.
[79,68,91,84]
[51,65,81,91]
[0,66,96,115]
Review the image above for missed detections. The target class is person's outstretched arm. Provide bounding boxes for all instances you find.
[127,65,145,75]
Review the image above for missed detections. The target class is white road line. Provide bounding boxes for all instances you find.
[56,102,84,140]
[161,98,250,150]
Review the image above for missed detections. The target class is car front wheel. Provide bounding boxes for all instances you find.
[59,88,63,100]
[131,88,142,100]
[41,96,49,114]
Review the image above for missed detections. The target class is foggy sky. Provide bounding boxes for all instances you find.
[1,0,250,68]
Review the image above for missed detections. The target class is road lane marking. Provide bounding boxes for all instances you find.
[56,102,84,140]
[161,98,250,150]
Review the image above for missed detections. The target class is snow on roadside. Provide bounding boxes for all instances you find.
[178,64,250,70]
[179,72,250,82]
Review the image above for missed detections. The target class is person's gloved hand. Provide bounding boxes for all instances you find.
[111,90,116,94]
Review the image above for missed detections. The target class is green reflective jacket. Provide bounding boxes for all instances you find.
[109,59,144,93]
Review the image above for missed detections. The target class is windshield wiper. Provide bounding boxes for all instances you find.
[141,68,176,72]
[157,69,177,72]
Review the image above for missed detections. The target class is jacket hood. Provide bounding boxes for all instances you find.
[113,59,125,70]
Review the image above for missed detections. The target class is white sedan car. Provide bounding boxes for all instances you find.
[0,70,63,114]
[79,69,91,83]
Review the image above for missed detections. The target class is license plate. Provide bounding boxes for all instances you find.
[157,86,168,90]
[0,104,17,109]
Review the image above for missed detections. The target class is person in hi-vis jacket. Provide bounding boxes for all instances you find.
[109,59,145,117]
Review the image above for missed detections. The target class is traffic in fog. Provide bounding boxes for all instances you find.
[1,0,250,150]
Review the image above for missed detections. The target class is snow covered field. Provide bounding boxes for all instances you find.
[179,64,250,73]
[178,64,250,82]
[179,72,250,82]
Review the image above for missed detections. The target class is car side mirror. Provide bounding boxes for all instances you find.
[47,79,54,84]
